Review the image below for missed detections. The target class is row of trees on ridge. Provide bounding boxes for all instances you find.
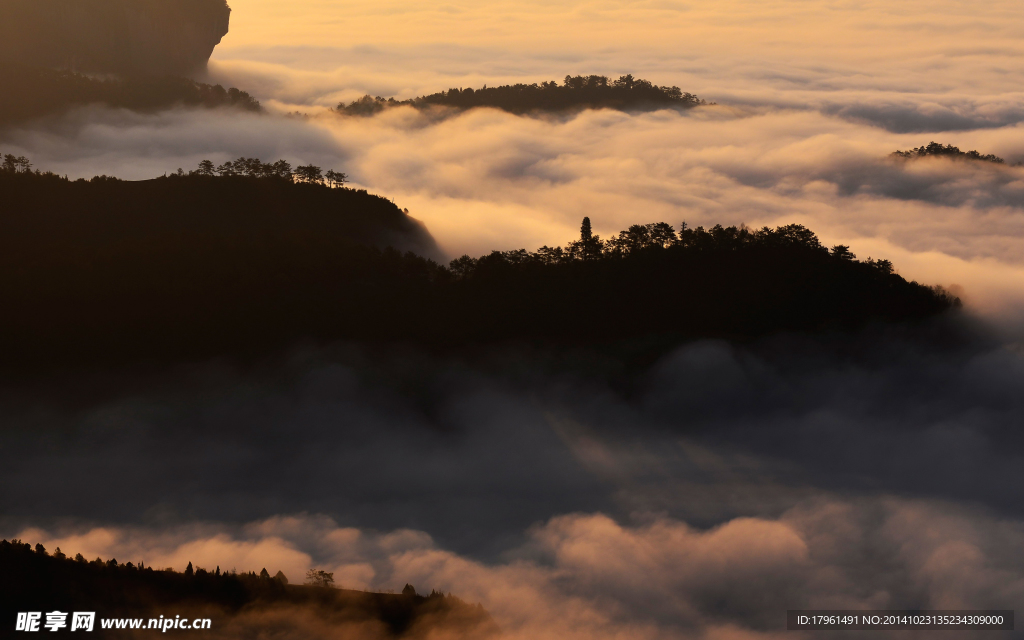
[2,538,441,599]
[337,74,708,117]
[2,152,349,187]
[191,158,348,186]
[891,141,1007,164]
[448,217,895,275]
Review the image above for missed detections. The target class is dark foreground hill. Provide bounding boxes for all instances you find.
[0,163,957,371]
[337,74,707,117]
[1,539,497,640]
[0,62,260,128]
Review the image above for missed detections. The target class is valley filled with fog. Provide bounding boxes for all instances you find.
[2,1,1024,638]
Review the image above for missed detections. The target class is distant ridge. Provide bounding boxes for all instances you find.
[337,74,709,117]
[891,141,1008,164]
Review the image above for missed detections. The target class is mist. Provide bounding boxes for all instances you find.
[6,323,1024,638]
[4,1,1024,636]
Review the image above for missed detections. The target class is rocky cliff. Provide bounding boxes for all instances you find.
[0,0,230,76]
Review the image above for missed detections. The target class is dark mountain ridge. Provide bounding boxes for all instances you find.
[0,0,230,76]
[0,61,260,128]
[1,539,497,639]
[0,158,957,371]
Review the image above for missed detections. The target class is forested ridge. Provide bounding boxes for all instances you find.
[891,141,1014,164]
[337,74,708,117]
[0,539,495,638]
[0,157,957,370]
[0,61,260,127]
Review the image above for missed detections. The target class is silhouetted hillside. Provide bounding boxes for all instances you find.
[0,62,260,127]
[0,539,497,639]
[0,0,230,76]
[337,74,708,117]
[891,141,1006,163]
[0,160,956,370]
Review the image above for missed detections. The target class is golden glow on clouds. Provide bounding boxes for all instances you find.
[18,498,1024,640]
[203,0,1024,322]
[224,0,1024,52]
[7,0,1024,320]
[214,0,1024,108]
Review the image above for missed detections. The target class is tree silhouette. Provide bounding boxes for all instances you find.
[294,164,324,185]
[215,160,237,177]
[580,216,593,241]
[304,569,335,587]
[325,169,348,188]
[831,245,856,261]
[566,216,604,260]
[649,222,676,247]
[2,154,30,173]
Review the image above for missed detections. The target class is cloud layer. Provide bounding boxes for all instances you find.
[16,497,1024,640]
[4,104,1024,320]
[3,326,1024,551]
[4,4,1024,637]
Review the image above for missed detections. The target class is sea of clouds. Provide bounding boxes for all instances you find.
[3,1,1024,637]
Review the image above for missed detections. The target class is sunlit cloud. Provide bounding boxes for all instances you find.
[15,497,1024,639]
[212,0,1024,121]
